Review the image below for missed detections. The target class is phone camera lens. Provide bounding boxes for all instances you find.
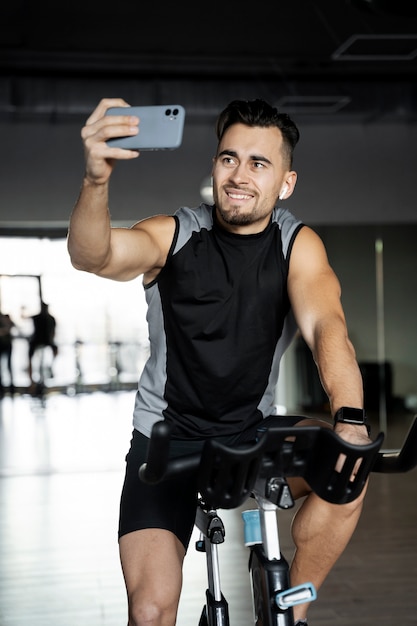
[165,107,179,118]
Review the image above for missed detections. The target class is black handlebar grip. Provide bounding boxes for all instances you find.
[138,420,172,484]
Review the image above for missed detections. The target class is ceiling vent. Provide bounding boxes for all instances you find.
[332,34,417,61]
[276,95,351,114]
[348,0,417,18]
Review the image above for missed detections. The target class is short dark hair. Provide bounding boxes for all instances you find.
[216,99,300,167]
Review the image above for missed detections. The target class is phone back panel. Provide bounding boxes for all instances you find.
[105,105,185,150]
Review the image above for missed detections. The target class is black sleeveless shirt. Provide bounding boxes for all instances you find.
[133,204,303,439]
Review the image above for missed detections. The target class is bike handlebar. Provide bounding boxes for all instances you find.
[372,415,417,473]
[139,415,417,509]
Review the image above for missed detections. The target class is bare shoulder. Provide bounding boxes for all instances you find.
[291,225,330,272]
[289,224,342,303]
[288,226,343,341]
[131,214,176,250]
[131,213,176,235]
[129,214,177,282]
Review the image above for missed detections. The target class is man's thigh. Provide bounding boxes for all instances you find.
[119,527,185,603]
[119,429,202,551]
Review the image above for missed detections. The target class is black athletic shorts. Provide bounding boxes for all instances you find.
[118,415,307,551]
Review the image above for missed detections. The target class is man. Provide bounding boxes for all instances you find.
[27,301,58,384]
[67,98,371,626]
[0,311,15,395]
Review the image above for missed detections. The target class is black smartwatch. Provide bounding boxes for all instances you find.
[333,406,370,435]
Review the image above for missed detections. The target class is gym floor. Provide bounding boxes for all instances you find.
[0,390,416,626]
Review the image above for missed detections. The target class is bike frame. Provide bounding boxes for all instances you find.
[140,416,417,626]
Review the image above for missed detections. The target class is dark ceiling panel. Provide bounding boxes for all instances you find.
[0,0,416,123]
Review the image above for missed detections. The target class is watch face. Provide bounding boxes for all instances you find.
[334,407,370,435]
[335,407,366,424]
[341,407,366,423]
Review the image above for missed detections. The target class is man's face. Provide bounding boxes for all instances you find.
[212,123,290,233]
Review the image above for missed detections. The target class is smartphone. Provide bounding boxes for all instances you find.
[105,104,185,150]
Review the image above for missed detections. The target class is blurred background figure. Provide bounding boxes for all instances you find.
[27,301,58,386]
[0,310,15,397]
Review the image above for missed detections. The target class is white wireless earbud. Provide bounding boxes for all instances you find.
[279,185,288,200]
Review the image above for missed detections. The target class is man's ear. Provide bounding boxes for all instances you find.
[280,171,297,200]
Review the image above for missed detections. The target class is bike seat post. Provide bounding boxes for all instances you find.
[195,505,225,602]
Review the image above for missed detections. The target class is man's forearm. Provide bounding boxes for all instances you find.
[67,178,112,273]
[312,321,364,416]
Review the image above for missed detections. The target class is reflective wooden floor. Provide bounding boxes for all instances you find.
[0,390,416,625]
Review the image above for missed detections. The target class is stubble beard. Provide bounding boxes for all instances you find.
[214,189,260,226]
[216,204,254,226]
[215,197,275,228]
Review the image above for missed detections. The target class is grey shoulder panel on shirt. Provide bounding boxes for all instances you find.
[173,204,213,253]
[273,208,303,257]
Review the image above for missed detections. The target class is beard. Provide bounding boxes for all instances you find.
[212,185,278,229]
[215,204,255,226]
[213,187,261,226]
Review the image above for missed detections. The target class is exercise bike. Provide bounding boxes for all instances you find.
[139,416,417,626]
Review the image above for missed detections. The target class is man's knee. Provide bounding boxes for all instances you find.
[128,587,178,626]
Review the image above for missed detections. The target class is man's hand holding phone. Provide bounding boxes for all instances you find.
[80,99,185,187]
[81,99,140,186]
